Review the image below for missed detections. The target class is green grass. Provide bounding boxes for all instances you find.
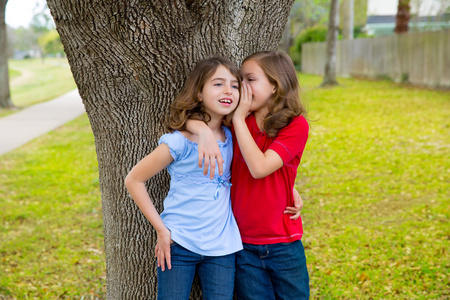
[297,75,449,299]
[2,58,77,117]
[8,68,21,79]
[0,73,448,298]
[0,116,104,299]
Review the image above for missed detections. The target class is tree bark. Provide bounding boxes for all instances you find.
[46,0,294,298]
[0,0,13,109]
[279,15,292,54]
[321,0,339,87]
[395,0,410,34]
[342,0,354,40]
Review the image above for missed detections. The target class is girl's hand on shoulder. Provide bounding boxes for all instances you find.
[155,228,172,271]
[284,188,304,220]
[233,82,252,123]
[198,127,223,179]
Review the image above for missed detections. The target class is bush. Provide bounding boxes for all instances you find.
[291,26,328,66]
[354,25,372,38]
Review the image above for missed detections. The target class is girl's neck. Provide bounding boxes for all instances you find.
[253,107,269,131]
[207,117,225,141]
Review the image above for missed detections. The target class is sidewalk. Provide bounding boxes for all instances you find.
[0,89,86,156]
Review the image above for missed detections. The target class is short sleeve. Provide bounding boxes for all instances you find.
[223,126,232,145]
[268,116,309,165]
[159,132,187,162]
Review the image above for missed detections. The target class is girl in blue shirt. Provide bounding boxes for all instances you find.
[125,56,243,300]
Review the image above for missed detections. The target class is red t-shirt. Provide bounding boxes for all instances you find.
[231,114,309,245]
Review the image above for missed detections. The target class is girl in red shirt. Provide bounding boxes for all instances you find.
[189,51,309,299]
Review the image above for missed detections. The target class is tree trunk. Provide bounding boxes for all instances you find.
[46,0,294,298]
[0,0,13,109]
[279,15,291,54]
[321,0,339,87]
[342,0,354,40]
[395,0,410,34]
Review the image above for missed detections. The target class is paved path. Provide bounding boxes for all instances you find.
[0,90,86,156]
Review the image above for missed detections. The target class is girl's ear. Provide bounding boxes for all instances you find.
[272,85,277,94]
[198,93,203,102]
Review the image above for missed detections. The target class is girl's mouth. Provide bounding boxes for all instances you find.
[219,99,232,104]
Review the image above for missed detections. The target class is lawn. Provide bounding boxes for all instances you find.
[0,73,448,298]
[297,76,449,299]
[0,116,105,298]
[2,58,77,117]
[8,69,20,79]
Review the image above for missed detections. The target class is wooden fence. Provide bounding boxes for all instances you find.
[301,29,450,88]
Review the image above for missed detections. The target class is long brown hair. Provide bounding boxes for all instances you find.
[243,51,307,137]
[168,56,240,132]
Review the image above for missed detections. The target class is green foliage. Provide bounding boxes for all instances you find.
[289,0,368,41]
[295,26,328,51]
[339,0,369,28]
[297,74,450,298]
[289,0,370,65]
[290,26,328,65]
[29,2,54,33]
[38,30,64,56]
[8,2,55,57]
[289,24,371,66]
[291,0,330,30]
[354,0,369,27]
[353,24,372,38]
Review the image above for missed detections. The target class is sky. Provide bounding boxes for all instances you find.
[5,0,48,28]
[367,0,398,15]
[367,0,448,16]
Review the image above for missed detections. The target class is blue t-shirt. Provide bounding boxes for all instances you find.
[158,126,242,256]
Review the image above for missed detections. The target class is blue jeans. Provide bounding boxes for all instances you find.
[235,240,310,300]
[157,242,236,300]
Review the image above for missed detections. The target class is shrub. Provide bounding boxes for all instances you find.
[291,26,328,66]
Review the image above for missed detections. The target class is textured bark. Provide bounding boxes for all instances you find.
[46,0,294,298]
[321,0,339,87]
[395,0,410,34]
[0,0,13,109]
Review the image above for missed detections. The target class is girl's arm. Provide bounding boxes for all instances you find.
[185,120,223,179]
[125,144,174,271]
[187,118,302,219]
[232,83,284,179]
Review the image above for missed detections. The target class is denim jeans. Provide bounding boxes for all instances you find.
[235,240,310,300]
[157,242,236,300]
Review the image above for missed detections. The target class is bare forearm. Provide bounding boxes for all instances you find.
[232,118,283,179]
[125,180,167,233]
[186,119,210,135]
[233,118,267,177]
[232,83,283,178]
[124,144,173,234]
